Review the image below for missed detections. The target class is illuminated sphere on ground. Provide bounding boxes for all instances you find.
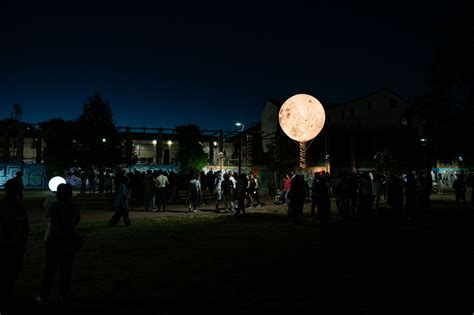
[278,94,326,142]
[48,176,67,192]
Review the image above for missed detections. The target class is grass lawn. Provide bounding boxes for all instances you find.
[5,193,474,314]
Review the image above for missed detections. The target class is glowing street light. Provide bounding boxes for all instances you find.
[102,138,107,143]
[167,140,172,145]
[152,140,157,145]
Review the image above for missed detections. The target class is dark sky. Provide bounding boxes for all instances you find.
[0,1,469,130]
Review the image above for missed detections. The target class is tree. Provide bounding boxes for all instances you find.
[175,124,208,174]
[75,91,121,168]
[40,118,75,176]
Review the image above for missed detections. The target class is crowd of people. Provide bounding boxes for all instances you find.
[279,168,474,224]
[2,165,473,312]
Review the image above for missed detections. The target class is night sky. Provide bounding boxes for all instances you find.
[1,1,469,130]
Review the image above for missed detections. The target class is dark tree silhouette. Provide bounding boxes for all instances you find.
[75,91,121,168]
[40,118,75,176]
[175,124,208,174]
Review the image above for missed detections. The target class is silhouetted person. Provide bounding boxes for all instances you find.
[13,171,24,200]
[311,172,321,220]
[453,174,466,208]
[36,183,80,304]
[387,174,404,216]
[108,177,131,226]
[0,179,29,313]
[188,174,201,213]
[405,173,418,221]
[80,171,87,194]
[143,170,156,212]
[315,175,331,224]
[234,173,247,217]
[288,174,306,223]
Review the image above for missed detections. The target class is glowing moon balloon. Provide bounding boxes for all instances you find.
[278,94,325,142]
[48,176,67,192]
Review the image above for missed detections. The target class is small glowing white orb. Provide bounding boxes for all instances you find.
[48,176,67,192]
[152,140,157,145]
[102,138,107,143]
[278,94,326,142]
[167,140,172,145]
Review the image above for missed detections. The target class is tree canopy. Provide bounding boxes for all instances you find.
[40,118,75,176]
[75,91,121,168]
[175,124,208,174]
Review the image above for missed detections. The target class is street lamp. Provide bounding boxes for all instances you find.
[235,122,244,175]
[102,138,107,143]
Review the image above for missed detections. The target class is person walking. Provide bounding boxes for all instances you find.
[0,179,29,313]
[35,183,81,304]
[108,177,131,227]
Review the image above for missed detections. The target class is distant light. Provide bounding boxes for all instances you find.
[167,140,172,145]
[102,138,107,143]
[420,138,427,142]
[325,155,330,160]
[48,176,66,192]
[213,141,217,146]
[459,156,464,162]
[235,122,242,127]
[152,140,157,145]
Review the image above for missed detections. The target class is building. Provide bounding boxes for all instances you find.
[261,89,424,171]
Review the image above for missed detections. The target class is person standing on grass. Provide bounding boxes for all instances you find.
[13,171,24,200]
[288,174,306,223]
[221,173,234,213]
[0,179,29,313]
[156,171,169,212]
[143,170,156,212]
[234,173,248,217]
[35,183,80,304]
[108,176,131,227]
[452,172,466,208]
[214,171,223,213]
[188,174,201,213]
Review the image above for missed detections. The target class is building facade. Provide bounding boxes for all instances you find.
[261,89,427,171]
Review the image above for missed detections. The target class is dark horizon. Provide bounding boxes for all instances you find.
[1,1,470,129]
